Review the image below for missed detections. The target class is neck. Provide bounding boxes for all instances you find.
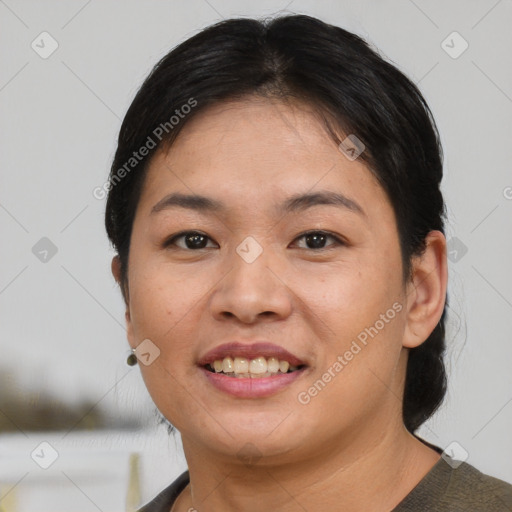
[177,423,440,512]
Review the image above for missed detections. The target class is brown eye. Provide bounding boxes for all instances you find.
[294,231,344,250]
[165,231,217,250]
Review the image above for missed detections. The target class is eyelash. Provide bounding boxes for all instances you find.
[164,230,345,251]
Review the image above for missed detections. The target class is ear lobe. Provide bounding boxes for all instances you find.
[403,230,448,349]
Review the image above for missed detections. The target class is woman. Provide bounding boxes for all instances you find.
[105,14,512,512]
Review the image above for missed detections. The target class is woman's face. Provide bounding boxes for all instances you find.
[122,97,414,464]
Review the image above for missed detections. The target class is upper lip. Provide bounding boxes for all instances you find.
[197,342,306,367]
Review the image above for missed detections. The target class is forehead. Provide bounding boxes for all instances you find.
[138,97,391,222]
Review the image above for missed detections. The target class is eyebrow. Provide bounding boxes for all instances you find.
[151,190,365,217]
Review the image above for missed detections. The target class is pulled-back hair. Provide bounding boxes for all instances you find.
[105,14,447,433]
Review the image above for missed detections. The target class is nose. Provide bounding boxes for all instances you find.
[209,244,293,324]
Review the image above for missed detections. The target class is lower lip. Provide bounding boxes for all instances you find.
[199,367,307,398]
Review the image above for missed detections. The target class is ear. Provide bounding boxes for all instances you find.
[403,230,448,349]
[111,255,129,302]
[111,256,135,347]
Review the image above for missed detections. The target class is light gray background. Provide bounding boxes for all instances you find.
[1,0,511,505]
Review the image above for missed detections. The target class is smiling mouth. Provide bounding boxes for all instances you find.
[203,356,306,378]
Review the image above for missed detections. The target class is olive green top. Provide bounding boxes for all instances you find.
[138,449,512,511]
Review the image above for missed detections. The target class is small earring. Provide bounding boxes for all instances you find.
[127,349,138,366]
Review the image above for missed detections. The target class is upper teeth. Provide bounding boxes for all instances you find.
[211,356,298,375]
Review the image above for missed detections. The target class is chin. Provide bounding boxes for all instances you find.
[184,413,309,459]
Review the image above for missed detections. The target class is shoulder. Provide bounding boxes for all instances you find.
[445,461,512,510]
[394,456,512,512]
[137,470,190,512]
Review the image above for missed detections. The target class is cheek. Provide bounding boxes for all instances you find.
[294,255,400,330]
[295,268,406,429]
[126,260,207,425]
[126,274,191,402]
[293,255,406,392]
[128,258,204,338]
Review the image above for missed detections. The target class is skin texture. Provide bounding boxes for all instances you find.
[112,96,447,511]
